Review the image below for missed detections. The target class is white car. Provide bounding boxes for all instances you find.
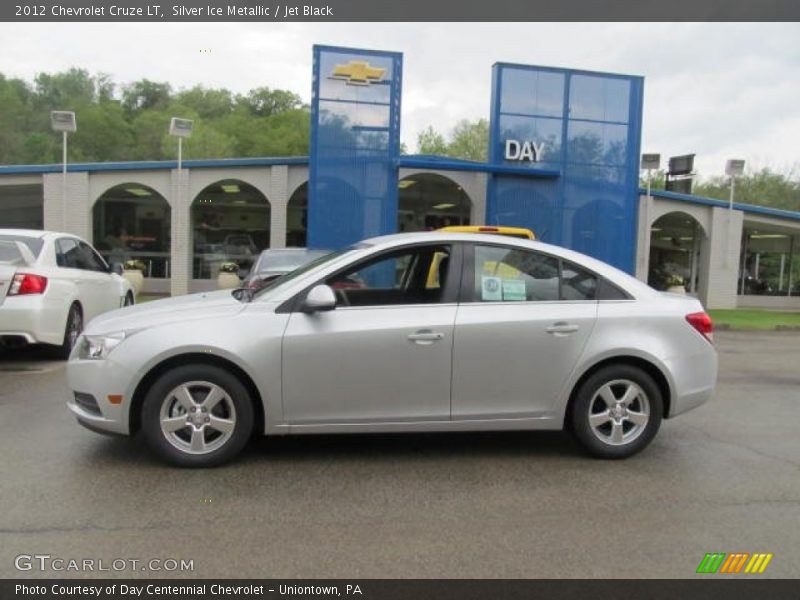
[0,229,134,358]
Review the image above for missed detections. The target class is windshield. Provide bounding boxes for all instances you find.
[255,250,330,272]
[252,248,355,300]
[0,234,43,258]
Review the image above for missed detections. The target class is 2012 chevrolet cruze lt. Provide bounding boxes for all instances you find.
[67,232,717,467]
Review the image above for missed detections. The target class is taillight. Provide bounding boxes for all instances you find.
[8,273,48,295]
[686,311,713,344]
[478,226,499,232]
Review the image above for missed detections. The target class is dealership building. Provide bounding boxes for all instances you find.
[0,45,798,309]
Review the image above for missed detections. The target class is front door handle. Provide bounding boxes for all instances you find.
[545,322,579,336]
[408,330,445,345]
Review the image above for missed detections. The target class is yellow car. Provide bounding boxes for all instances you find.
[438,225,536,240]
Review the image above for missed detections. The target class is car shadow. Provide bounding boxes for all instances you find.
[0,343,62,368]
[81,429,583,469]
[243,430,582,464]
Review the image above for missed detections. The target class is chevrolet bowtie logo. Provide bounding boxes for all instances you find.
[330,60,386,86]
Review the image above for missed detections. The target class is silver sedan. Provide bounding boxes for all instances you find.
[67,232,717,467]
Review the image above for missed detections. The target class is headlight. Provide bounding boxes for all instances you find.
[79,331,128,360]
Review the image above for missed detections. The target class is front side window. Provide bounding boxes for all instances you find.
[470,245,597,302]
[325,245,453,307]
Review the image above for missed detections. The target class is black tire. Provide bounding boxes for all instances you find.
[570,364,663,459]
[53,303,83,360]
[123,292,134,306]
[141,364,254,467]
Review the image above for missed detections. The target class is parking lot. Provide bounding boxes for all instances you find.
[0,330,798,579]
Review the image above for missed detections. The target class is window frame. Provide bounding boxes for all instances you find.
[281,242,465,313]
[461,242,629,304]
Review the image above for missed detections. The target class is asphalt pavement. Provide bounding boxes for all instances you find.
[0,331,798,578]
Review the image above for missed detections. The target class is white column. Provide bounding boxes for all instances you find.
[635,194,652,281]
[700,206,743,309]
[43,171,91,239]
[269,165,289,249]
[170,168,191,297]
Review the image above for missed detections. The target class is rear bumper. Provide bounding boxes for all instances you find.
[664,347,718,418]
[0,296,64,345]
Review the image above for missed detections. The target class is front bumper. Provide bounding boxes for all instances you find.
[66,354,138,435]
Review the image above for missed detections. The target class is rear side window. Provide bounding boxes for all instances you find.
[56,238,82,269]
[470,245,599,302]
[0,234,44,257]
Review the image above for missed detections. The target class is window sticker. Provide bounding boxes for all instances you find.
[481,276,502,301]
[502,279,527,301]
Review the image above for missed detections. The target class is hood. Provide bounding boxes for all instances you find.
[84,290,247,335]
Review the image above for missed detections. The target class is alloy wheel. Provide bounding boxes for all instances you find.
[159,381,237,455]
[587,379,650,446]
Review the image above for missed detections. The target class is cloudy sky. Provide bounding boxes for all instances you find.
[1,22,798,178]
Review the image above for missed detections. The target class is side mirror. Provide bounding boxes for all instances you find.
[302,284,336,313]
[111,262,124,275]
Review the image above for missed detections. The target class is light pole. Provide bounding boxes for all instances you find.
[50,111,76,231]
[724,158,745,276]
[169,117,194,171]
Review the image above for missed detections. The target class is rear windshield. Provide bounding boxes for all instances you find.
[0,234,44,257]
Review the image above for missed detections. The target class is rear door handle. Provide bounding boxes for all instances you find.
[408,330,445,345]
[545,323,579,336]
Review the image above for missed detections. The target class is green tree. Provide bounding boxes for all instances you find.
[121,79,172,113]
[693,167,800,212]
[237,87,303,117]
[416,119,488,161]
[417,126,448,155]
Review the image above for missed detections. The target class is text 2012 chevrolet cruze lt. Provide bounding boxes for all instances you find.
[67,232,717,467]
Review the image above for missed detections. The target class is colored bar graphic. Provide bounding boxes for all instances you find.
[744,553,774,574]
[697,553,726,574]
[719,553,749,573]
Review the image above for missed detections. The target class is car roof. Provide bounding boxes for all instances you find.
[0,228,77,240]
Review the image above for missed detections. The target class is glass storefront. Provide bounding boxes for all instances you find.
[739,225,798,296]
[0,184,44,230]
[287,183,308,247]
[398,174,471,232]
[648,212,704,293]
[93,184,171,277]
[192,179,270,279]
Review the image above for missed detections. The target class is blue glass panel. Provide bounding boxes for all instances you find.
[490,177,560,241]
[488,64,643,273]
[309,46,402,250]
[569,75,630,123]
[566,121,628,167]
[497,114,562,171]
[500,68,564,117]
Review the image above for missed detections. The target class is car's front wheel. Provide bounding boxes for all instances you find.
[570,364,663,459]
[141,364,254,467]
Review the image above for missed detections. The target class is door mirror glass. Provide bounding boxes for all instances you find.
[303,284,337,312]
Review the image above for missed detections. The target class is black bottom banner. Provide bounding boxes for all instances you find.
[2,579,799,600]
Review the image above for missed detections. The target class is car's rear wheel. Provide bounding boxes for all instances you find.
[53,303,82,359]
[570,365,663,459]
[141,364,254,467]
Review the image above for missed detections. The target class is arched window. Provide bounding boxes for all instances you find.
[191,179,270,279]
[93,183,171,277]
